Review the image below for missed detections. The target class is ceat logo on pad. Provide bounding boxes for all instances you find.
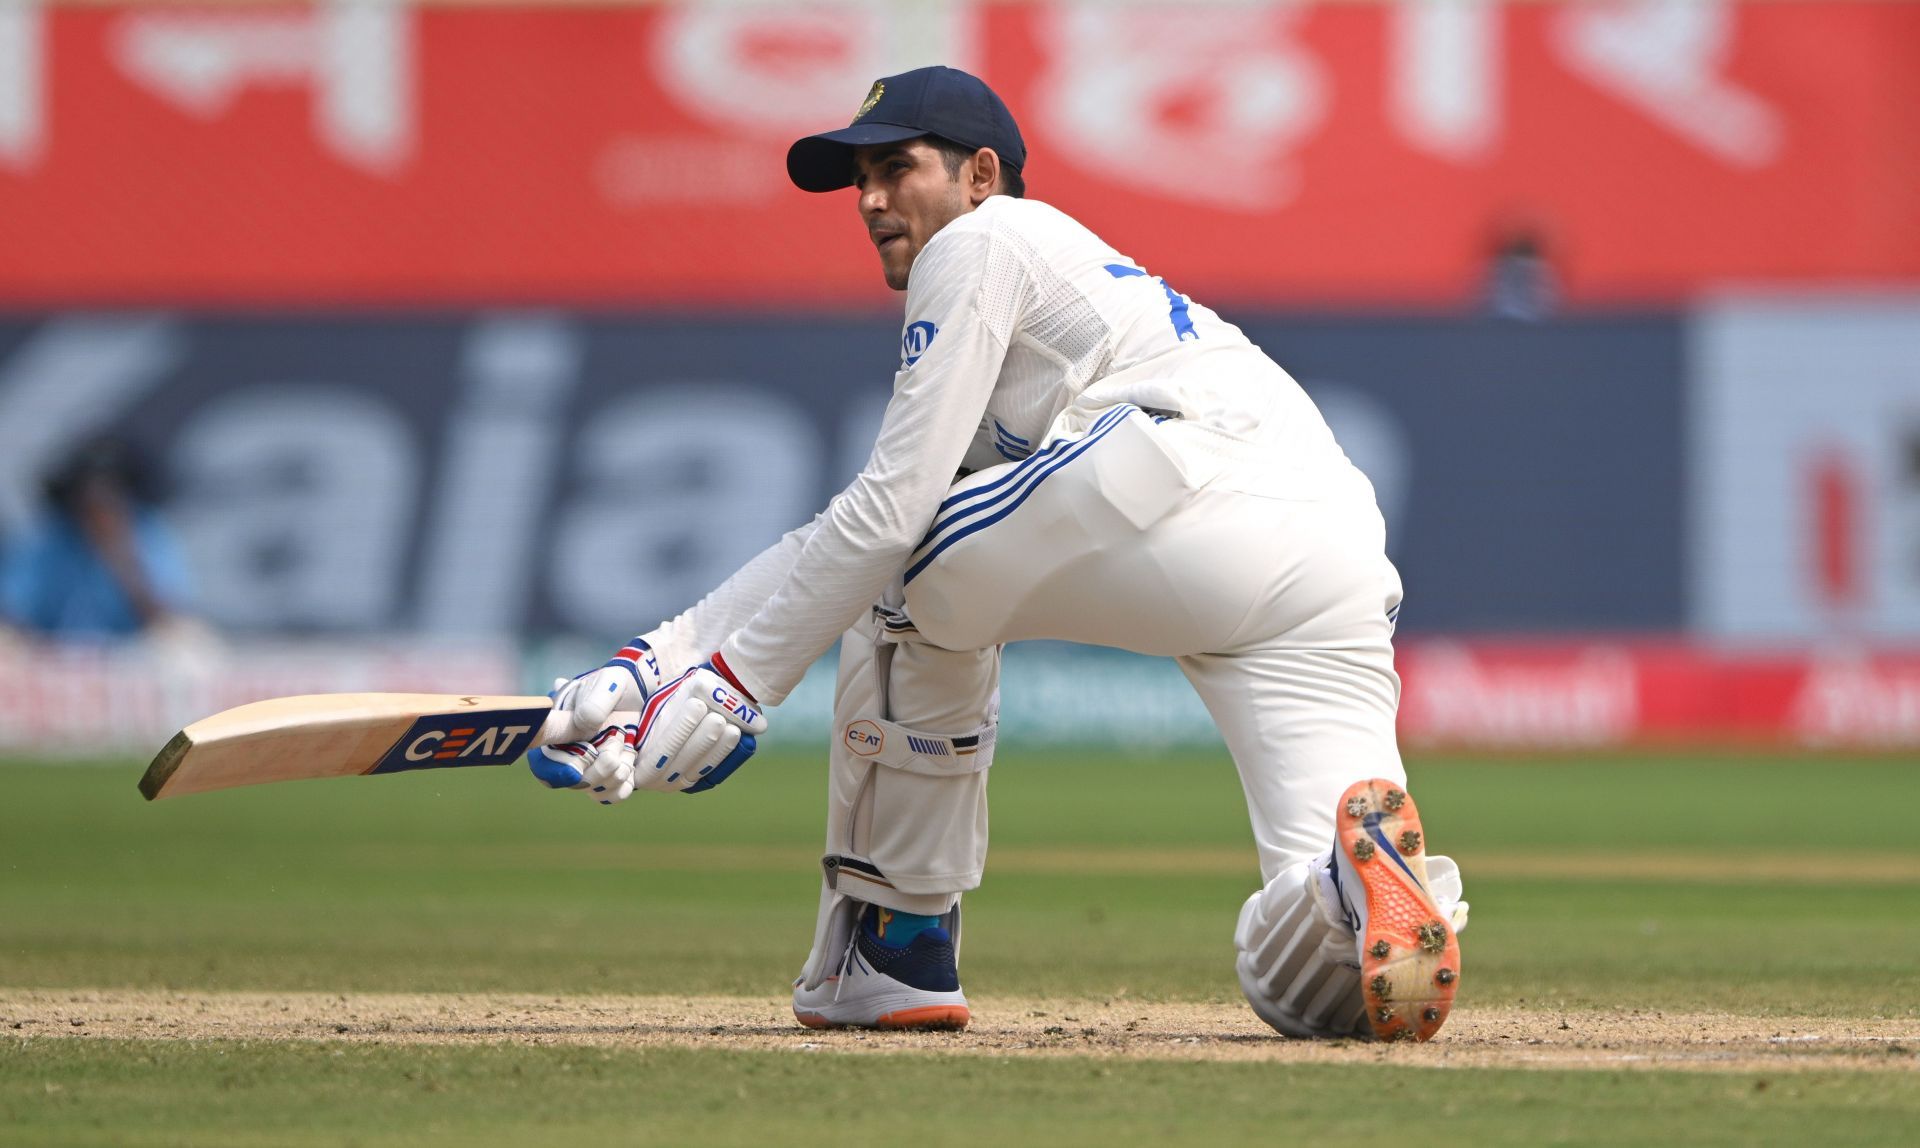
[900,321,937,368]
[845,719,885,756]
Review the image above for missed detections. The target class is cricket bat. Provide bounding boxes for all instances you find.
[138,693,562,801]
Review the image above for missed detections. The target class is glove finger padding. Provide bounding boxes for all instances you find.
[579,722,636,796]
[540,638,672,748]
[544,664,640,746]
[622,667,767,794]
[683,731,756,794]
[629,700,718,792]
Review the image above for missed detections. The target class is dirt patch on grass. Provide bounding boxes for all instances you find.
[5,989,1916,1074]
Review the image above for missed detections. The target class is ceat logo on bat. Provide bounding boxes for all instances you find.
[900,321,937,368]
[845,720,884,756]
[404,724,532,762]
[369,706,553,775]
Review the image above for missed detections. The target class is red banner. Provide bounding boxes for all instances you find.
[0,2,1914,306]
[1398,641,1920,751]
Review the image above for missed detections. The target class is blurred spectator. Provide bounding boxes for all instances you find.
[0,438,196,640]
[1483,220,1559,321]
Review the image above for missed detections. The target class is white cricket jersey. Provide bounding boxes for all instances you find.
[683,196,1357,704]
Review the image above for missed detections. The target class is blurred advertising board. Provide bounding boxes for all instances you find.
[0,636,521,752]
[5,638,1914,757]
[1691,297,1920,644]
[1398,641,1920,751]
[0,1,1914,306]
[0,312,1685,640]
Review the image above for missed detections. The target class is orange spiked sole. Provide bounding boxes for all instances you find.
[1337,779,1461,1042]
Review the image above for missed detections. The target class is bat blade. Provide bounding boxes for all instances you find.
[138,693,555,801]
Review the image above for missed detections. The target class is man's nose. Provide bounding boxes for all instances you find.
[860,184,887,216]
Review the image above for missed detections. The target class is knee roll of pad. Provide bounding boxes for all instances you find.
[839,714,997,778]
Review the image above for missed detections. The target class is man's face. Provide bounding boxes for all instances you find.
[853,139,972,291]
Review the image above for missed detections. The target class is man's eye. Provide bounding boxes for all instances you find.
[889,160,910,174]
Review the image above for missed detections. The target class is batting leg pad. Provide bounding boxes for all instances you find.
[827,609,1001,897]
[1233,857,1370,1039]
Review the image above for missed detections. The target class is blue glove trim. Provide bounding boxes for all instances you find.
[526,745,585,789]
[682,733,757,795]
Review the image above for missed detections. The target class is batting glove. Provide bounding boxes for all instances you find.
[587,665,768,801]
[526,642,769,801]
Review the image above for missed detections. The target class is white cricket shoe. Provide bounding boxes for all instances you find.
[792,919,970,1031]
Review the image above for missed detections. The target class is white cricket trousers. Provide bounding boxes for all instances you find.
[820,405,1407,915]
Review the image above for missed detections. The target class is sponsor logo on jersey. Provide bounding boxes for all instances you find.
[854,80,884,123]
[901,320,937,368]
[845,719,885,756]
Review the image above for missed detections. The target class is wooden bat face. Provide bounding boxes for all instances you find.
[139,693,556,800]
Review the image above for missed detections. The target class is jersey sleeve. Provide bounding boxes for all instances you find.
[636,513,823,677]
[718,224,1021,704]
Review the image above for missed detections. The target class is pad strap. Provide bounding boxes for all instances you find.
[839,715,996,777]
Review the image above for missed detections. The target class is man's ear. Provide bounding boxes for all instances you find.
[967,148,1002,205]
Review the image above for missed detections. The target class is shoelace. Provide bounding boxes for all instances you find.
[830,931,859,1004]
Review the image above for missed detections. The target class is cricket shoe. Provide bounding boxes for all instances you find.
[792,923,970,1031]
[1330,779,1464,1042]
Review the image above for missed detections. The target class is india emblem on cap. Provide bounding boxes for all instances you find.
[853,80,884,123]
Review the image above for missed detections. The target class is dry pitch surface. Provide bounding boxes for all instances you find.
[6,990,1917,1075]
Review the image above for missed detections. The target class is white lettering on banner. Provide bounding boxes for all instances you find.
[405,730,444,761]
[1389,0,1500,163]
[1792,657,1920,749]
[1553,0,1782,168]
[0,642,520,753]
[1401,644,1639,749]
[1691,298,1920,641]
[652,1,976,137]
[0,316,184,534]
[0,0,43,171]
[1032,4,1326,212]
[169,386,418,629]
[549,384,816,636]
[596,135,783,207]
[316,0,412,175]
[108,0,412,175]
[417,316,581,636]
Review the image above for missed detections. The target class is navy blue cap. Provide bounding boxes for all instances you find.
[787,66,1025,193]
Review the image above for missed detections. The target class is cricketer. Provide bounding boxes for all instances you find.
[527,66,1467,1042]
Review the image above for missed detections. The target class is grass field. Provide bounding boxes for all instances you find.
[4,750,1918,1145]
